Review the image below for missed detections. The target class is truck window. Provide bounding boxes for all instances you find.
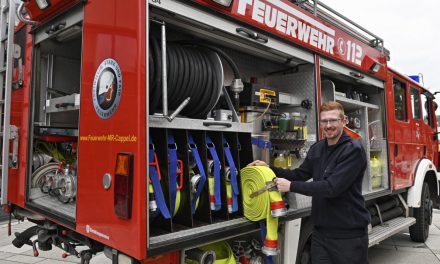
[393,79,407,121]
[410,87,421,120]
[421,94,432,126]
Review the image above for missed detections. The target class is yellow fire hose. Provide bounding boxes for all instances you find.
[175,188,181,216]
[149,184,181,216]
[240,166,286,255]
[208,176,216,209]
[186,241,235,264]
[226,183,232,213]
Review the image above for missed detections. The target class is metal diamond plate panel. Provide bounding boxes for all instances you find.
[265,65,317,141]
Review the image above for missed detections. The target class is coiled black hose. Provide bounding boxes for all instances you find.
[149,38,221,118]
[149,39,242,119]
[149,37,162,114]
[180,42,241,80]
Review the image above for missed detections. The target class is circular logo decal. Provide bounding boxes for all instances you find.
[92,58,122,119]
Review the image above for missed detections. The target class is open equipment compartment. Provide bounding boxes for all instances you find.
[26,4,83,223]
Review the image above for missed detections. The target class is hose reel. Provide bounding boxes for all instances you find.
[149,32,243,119]
[149,39,224,119]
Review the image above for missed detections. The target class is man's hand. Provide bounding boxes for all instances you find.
[274,177,291,193]
[247,160,269,167]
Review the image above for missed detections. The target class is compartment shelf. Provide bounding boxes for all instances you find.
[29,188,76,219]
[45,93,80,113]
[270,131,306,149]
[149,116,253,133]
[335,95,379,111]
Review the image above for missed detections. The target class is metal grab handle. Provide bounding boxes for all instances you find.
[349,71,364,79]
[236,27,268,43]
[203,122,232,128]
[55,103,75,108]
[16,2,37,26]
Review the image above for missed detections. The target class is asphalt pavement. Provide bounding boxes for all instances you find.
[2,211,440,263]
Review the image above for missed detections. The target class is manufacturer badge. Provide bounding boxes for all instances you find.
[92,58,122,119]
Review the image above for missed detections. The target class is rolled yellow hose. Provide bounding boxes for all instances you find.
[186,241,235,264]
[240,166,284,255]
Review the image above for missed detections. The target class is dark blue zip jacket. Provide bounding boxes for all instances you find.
[271,132,370,238]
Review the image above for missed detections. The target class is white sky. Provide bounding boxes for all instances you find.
[321,0,440,95]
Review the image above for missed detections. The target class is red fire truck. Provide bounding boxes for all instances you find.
[0,0,438,263]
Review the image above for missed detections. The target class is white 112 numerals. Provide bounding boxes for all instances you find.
[346,40,363,66]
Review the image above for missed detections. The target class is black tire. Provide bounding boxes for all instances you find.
[296,219,313,264]
[409,182,433,242]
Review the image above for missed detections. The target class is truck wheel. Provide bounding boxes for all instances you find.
[296,219,312,264]
[409,182,432,242]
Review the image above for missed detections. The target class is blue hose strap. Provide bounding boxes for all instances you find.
[259,221,275,264]
[167,132,178,215]
[251,137,272,149]
[149,136,171,219]
[223,136,239,213]
[188,134,207,214]
[206,136,221,211]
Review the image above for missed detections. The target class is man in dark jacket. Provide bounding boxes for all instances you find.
[249,101,370,264]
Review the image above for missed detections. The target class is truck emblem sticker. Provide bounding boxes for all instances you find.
[92,58,122,119]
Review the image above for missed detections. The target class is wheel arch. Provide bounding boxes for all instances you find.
[407,158,439,208]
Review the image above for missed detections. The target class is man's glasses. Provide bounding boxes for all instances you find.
[319,118,341,126]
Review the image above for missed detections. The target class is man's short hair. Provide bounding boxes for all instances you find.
[320,101,345,119]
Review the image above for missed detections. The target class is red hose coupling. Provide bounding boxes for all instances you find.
[270,201,287,217]
[262,239,279,256]
[209,195,216,210]
[227,197,233,213]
